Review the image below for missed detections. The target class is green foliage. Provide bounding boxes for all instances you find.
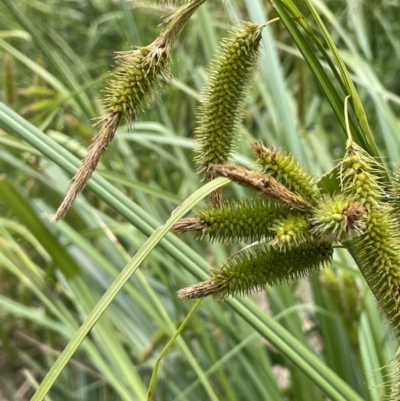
[1,0,400,400]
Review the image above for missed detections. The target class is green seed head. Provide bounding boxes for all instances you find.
[341,141,384,208]
[103,0,206,126]
[342,140,400,332]
[194,23,264,178]
[389,168,400,218]
[349,208,400,331]
[310,195,366,242]
[178,242,333,299]
[103,46,171,127]
[270,214,309,248]
[385,346,400,400]
[195,198,289,243]
[253,142,318,202]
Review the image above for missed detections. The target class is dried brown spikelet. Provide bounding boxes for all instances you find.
[212,164,311,210]
[53,112,121,221]
[172,217,206,233]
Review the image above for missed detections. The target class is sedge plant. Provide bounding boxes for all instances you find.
[1,0,400,400]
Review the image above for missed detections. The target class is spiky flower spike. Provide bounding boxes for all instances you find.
[212,164,311,210]
[172,198,290,242]
[310,195,366,242]
[194,23,264,205]
[270,214,309,248]
[390,169,400,219]
[178,242,333,299]
[53,0,205,221]
[253,142,318,202]
[342,140,400,331]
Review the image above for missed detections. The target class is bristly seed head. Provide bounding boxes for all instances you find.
[310,195,366,242]
[253,142,318,202]
[103,46,172,128]
[270,214,309,248]
[187,198,289,243]
[342,139,400,332]
[194,23,264,180]
[178,242,333,299]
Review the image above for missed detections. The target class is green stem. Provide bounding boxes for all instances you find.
[147,299,203,401]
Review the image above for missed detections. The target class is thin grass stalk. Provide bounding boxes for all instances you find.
[147,299,202,401]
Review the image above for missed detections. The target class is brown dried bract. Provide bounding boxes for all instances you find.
[178,279,221,299]
[172,217,206,233]
[253,141,276,159]
[343,202,365,231]
[210,170,222,207]
[52,112,121,221]
[212,164,311,210]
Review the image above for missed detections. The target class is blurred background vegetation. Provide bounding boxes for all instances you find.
[0,0,400,400]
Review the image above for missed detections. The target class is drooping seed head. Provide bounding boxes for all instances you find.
[103,0,206,127]
[103,46,172,127]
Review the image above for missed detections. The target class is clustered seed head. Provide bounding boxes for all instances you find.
[342,140,400,330]
[341,141,384,209]
[253,142,318,202]
[194,23,264,178]
[178,242,333,299]
[270,214,309,247]
[310,195,366,242]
